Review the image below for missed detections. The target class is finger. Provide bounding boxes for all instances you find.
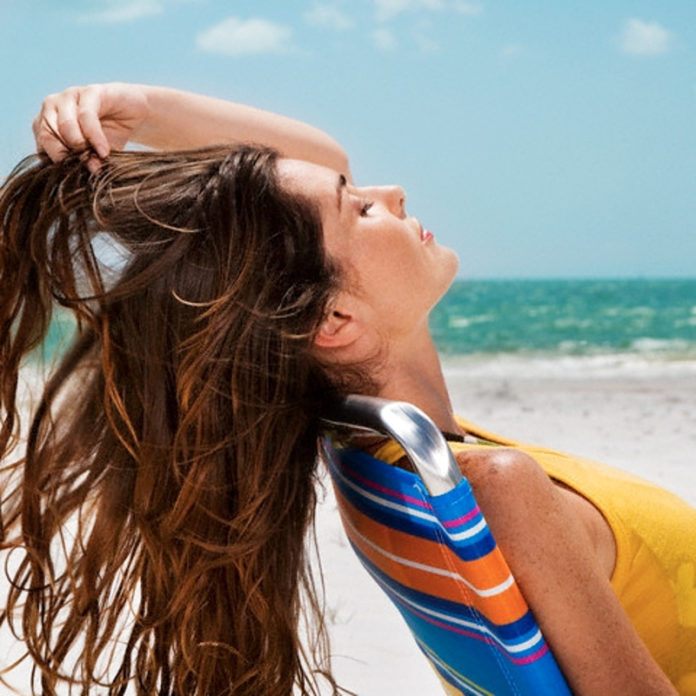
[76,87,111,158]
[34,106,71,162]
[85,154,103,175]
[52,92,90,153]
[32,95,56,151]
[32,114,45,152]
[33,89,87,161]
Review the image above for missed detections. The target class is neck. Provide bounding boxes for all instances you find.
[374,326,460,435]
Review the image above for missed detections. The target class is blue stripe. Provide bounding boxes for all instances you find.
[333,468,498,560]
[333,451,498,560]
[416,640,499,696]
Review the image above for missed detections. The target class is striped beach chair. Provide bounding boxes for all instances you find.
[320,395,572,696]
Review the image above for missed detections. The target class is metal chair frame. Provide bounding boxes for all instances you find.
[320,395,572,696]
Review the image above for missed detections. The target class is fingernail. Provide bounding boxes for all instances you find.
[86,157,102,174]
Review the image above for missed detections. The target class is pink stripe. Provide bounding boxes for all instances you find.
[442,505,480,528]
[339,458,482,527]
[339,460,432,510]
[513,644,550,666]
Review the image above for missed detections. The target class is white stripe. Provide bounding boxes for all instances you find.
[335,465,489,541]
[335,465,437,523]
[382,576,543,655]
[447,517,488,542]
[342,512,515,599]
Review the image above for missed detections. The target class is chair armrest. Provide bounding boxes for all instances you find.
[321,395,462,496]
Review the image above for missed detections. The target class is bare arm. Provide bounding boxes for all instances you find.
[460,449,678,696]
[33,82,350,176]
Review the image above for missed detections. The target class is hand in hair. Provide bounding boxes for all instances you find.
[33,82,352,176]
[33,82,149,171]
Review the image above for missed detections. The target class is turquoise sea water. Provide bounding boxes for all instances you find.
[430,278,696,371]
[39,279,696,373]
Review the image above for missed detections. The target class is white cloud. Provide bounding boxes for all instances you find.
[372,27,398,51]
[620,18,672,56]
[76,0,163,23]
[304,3,354,31]
[196,17,293,56]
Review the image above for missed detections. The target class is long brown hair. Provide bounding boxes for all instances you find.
[0,146,345,695]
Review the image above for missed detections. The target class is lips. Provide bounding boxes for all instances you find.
[419,222,433,243]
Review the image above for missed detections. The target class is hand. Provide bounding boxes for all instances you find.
[32,83,149,172]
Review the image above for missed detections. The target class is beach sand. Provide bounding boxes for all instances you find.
[317,365,696,695]
[1,365,694,694]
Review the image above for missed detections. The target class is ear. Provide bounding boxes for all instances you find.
[314,307,363,349]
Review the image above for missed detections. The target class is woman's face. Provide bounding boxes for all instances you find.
[278,158,459,340]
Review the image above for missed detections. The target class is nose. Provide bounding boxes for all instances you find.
[376,185,406,217]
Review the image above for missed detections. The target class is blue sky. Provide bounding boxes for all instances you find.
[1,0,694,278]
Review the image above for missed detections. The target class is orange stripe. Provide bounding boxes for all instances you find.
[341,494,512,587]
[335,489,529,625]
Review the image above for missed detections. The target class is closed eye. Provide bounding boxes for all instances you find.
[360,200,374,216]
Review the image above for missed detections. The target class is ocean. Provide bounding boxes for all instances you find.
[431,278,696,377]
[37,278,696,376]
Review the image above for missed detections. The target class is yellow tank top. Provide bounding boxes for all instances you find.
[375,416,696,694]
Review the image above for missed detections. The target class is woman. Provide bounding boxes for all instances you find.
[1,82,693,695]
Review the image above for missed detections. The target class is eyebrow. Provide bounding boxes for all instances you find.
[336,173,347,211]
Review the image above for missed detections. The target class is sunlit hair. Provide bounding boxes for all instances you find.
[0,145,349,695]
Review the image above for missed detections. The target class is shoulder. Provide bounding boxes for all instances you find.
[456,447,557,517]
[453,447,678,695]
[457,447,616,578]
[455,447,594,575]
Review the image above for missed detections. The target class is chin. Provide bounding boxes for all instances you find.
[441,246,460,283]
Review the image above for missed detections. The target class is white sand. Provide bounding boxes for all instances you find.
[2,363,695,694]
[317,363,696,695]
